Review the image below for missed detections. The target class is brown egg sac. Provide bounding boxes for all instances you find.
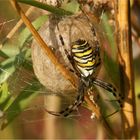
[31,14,101,95]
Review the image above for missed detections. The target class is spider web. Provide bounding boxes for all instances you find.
[0,51,84,122]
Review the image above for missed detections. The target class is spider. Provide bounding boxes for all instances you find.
[45,21,124,117]
[44,0,125,117]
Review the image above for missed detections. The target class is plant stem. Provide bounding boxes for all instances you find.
[115,0,138,139]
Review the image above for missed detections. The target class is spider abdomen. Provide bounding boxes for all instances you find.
[72,39,97,78]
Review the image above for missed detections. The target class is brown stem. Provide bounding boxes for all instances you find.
[115,0,138,139]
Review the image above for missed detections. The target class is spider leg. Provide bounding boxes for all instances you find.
[104,109,120,119]
[57,25,80,76]
[64,49,81,76]
[91,78,124,107]
[59,80,85,116]
[45,81,85,117]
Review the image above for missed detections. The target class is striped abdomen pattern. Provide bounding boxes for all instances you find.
[71,39,96,77]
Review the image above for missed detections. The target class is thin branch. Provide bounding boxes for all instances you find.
[115,0,138,139]
[6,6,35,40]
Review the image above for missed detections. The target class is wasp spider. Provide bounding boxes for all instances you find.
[46,24,124,117]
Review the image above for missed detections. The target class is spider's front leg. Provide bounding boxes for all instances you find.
[58,28,80,76]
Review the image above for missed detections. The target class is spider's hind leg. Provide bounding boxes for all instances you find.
[59,81,86,117]
[92,78,124,108]
[46,81,86,117]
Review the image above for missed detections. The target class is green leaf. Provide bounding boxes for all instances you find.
[104,54,120,85]
[0,49,27,83]
[62,0,79,13]
[0,96,14,112]
[1,79,41,130]
[101,14,120,84]
[17,0,73,16]
[0,82,10,104]
[18,15,48,49]
[0,57,16,84]
[102,14,117,58]
[0,41,19,58]
[0,49,31,84]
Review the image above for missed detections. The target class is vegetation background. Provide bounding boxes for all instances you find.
[0,0,140,139]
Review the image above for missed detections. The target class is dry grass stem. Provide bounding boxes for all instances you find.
[6,6,35,40]
[115,0,138,139]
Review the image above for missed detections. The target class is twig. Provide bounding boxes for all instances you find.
[6,6,35,40]
[114,0,138,139]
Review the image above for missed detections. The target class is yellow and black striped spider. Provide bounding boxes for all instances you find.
[46,22,124,117]
[43,0,125,118]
